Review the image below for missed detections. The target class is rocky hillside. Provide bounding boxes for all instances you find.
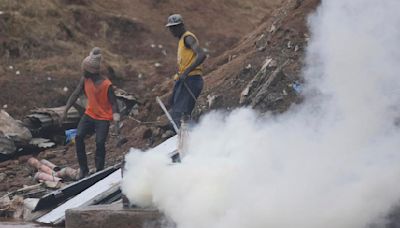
[0,0,284,118]
[0,0,319,196]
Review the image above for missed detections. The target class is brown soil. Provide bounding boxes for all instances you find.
[0,0,320,199]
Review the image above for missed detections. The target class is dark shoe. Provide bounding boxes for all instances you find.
[170,150,181,163]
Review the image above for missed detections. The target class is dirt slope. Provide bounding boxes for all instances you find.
[0,0,320,197]
[0,0,284,118]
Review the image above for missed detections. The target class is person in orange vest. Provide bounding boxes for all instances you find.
[166,14,206,129]
[62,47,120,179]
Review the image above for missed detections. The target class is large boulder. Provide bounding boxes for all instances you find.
[0,110,32,156]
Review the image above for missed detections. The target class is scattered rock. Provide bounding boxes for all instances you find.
[294,45,299,52]
[268,59,278,68]
[0,194,11,208]
[251,61,289,107]
[44,180,63,189]
[0,160,14,168]
[42,150,57,160]
[142,128,153,139]
[292,0,303,9]
[207,94,223,109]
[154,62,161,68]
[255,33,268,51]
[270,24,277,33]
[0,173,7,182]
[0,110,32,145]
[228,55,237,62]
[162,130,175,139]
[0,135,17,156]
[5,170,16,176]
[18,155,31,164]
[287,41,293,49]
[15,70,20,75]
[153,127,162,137]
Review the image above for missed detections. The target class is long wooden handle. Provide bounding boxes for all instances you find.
[156,96,179,133]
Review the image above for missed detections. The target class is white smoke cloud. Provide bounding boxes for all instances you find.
[122,0,400,227]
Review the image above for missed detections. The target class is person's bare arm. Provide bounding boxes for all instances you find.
[108,86,120,118]
[61,77,84,122]
[180,35,206,80]
[108,86,121,134]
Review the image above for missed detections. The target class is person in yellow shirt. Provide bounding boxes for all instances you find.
[166,14,206,129]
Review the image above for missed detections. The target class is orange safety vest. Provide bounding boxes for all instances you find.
[177,31,203,78]
[84,78,113,121]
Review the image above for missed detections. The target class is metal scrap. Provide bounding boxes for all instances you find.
[23,106,81,137]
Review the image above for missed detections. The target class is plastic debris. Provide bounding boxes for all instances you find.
[292,81,302,94]
[65,129,77,144]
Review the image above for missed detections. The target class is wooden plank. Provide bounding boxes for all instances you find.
[37,169,121,225]
[36,135,178,225]
[34,164,119,212]
[65,204,165,228]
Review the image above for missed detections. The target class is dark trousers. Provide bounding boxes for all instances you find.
[75,114,110,172]
[170,75,203,128]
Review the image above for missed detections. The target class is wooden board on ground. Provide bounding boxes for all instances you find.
[36,169,121,225]
[33,164,120,212]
